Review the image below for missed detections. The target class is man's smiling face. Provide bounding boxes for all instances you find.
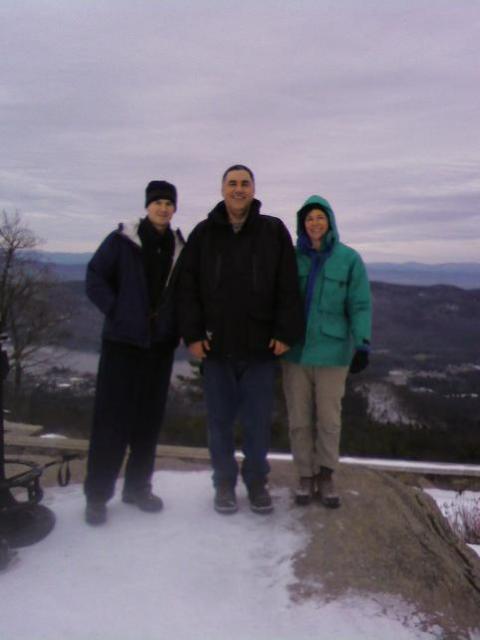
[221,169,255,221]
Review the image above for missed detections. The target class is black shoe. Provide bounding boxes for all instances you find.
[248,483,273,514]
[122,489,164,513]
[85,501,107,526]
[214,484,238,514]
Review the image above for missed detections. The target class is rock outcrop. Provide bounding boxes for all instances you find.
[274,464,480,638]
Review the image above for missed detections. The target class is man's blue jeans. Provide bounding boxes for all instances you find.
[203,358,276,489]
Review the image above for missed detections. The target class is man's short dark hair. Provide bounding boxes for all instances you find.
[222,164,255,183]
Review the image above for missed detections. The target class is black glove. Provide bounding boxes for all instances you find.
[349,349,369,374]
[0,349,9,381]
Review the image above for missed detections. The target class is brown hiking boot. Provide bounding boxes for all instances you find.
[316,467,341,509]
[295,477,314,506]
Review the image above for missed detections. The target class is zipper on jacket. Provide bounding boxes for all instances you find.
[214,254,222,289]
[164,230,184,289]
[252,254,258,292]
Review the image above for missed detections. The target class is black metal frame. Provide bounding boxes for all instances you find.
[0,345,55,564]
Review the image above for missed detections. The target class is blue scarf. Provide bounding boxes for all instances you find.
[298,232,334,317]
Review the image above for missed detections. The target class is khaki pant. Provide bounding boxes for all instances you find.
[281,361,348,477]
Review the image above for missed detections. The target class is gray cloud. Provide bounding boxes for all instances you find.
[1,0,479,261]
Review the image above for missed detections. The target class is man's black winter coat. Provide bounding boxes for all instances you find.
[178,199,304,359]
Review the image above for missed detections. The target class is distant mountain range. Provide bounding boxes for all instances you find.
[31,251,93,265]
[366,262,480,289]
[50,278,480,369]
[28,251,480,289]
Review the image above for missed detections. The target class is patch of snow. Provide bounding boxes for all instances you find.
[447,363,480,374]
[386,363,480,389]
[469,544,480,558]
[171,359,197,387]
[1,471,441,639]
[413,371,447,380]
[388,369,410,385]
[445,393,478,399]
[39,433,68,439]
[359,382,418,426]
[424,488,480,557]
[424,488,480,510]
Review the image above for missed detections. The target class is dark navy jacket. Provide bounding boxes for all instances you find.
[86,220,184,349]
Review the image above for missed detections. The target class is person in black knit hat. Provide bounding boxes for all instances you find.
[145,180,177,209]
[84,180,184,525]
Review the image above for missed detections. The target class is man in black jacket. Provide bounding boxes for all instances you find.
[84,180,184,525]
[178,165,303,514]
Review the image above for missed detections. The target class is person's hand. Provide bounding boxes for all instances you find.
[349,349,369,374]
[188,340,210,360]
[269,339,290,356]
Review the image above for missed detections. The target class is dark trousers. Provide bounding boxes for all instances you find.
[84,341,174,503]
[203,358,275,489]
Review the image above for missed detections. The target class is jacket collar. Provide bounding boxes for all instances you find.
[207,198,262,226]
[117,218,184,255]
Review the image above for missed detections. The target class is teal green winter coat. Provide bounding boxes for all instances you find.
[283,195,372,367]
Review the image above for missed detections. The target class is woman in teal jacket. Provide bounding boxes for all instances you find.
[282,195,371,507]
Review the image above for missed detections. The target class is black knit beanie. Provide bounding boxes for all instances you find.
[145,180,177,209]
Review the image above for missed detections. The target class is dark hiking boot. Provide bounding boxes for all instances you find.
[248,483,273,514]
[122,489,164,513]
[316,467,341,509]
[295,477,314,506]
[85,501,107,525]
[214,484,238,514]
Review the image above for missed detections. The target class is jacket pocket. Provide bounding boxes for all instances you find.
[320,268,349,313]
[320,313,349,340]
[248,310,273,350]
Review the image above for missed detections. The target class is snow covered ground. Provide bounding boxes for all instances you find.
[425,488,480,558]
[0,469,460,640]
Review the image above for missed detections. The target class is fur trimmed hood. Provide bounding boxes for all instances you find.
[117,218,185,266]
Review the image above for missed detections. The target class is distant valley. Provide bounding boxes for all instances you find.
[6,253,479,462]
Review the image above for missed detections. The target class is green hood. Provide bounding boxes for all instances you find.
[296,195,339,247]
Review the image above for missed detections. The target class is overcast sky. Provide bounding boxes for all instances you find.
[1,0,479,262]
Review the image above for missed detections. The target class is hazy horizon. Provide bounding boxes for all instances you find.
[30,249,480,268]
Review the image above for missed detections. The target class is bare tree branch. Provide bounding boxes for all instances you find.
[0,210,70,398]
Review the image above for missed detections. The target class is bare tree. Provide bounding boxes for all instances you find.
[0,210,69,397]
[0,210,37,331]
